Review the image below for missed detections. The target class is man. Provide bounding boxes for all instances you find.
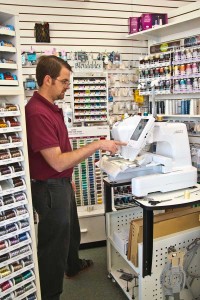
[25,55,125,300]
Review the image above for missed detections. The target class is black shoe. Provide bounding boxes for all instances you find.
[79,259,94,272]
[65,259,94,279]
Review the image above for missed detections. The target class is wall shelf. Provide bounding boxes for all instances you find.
[0,46,16,53]
[126,15,200,42]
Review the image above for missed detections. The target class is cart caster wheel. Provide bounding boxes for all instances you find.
[107,273,112,279]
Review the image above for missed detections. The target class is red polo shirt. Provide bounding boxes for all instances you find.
[25,91,73,180]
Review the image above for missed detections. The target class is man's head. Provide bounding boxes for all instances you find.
[36,55,72,101]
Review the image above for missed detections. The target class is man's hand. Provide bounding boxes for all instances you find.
[71,180,76,192]
[98,140,127,155]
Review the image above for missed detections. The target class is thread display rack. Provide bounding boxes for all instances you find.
[72,72,108,124]
[68,126,110,207]
[0,7,40,300]
[138,52,172,95]
[68,126,110,244]
[172,46,200,94]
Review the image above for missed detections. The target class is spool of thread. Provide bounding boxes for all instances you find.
[184,190,190,199]
[156,115,163,122]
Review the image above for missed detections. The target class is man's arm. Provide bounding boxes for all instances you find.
[40,139,125,172]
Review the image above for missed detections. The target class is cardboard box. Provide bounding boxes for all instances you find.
[165,205,192,213]
[128,207,200,267]
[141,13,168,30]
[128,17,141,34]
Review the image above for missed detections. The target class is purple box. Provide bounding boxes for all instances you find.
[128,17,141,34]
[141,13,168,31]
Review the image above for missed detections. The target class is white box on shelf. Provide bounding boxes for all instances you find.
[113,228,129,255]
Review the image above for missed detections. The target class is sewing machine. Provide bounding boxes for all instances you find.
[98,115,197,197]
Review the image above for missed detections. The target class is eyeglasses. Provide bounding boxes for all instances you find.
[55,78,71,86]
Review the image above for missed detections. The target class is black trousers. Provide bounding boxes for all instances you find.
[31,178,80,300]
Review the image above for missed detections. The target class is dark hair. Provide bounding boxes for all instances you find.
[36,55,72,87]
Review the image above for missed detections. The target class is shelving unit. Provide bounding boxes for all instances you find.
[138,52,172,96]
[107,208,200,300]
[138,46,200,98]
[105,181,200,300]
[0,7,40,300]
[172,47,200,95]
[68,126,110,244]
[132,14,200,120]
[72,72,108,124]
[127,3,200,101]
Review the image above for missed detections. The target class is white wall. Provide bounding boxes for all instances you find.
[0,0,197,59]
[0,0,198,82]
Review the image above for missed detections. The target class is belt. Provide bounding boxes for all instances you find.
[31,178,71,184]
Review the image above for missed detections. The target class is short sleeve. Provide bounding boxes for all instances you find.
[26,113,59,152]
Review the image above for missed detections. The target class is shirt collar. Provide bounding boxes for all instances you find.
[33,91,61,112]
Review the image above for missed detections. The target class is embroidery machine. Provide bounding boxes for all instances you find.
[99,115,197,197]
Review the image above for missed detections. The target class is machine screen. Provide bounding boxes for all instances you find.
[130,119,148,141]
